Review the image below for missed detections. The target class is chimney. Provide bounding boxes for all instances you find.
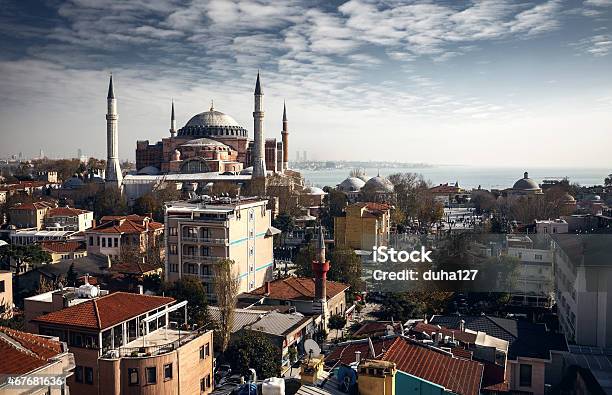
[138,285,144,294]
[355,350,361,364]
[459,319,465,332]
[264,281,271,296]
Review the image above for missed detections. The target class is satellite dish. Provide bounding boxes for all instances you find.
[304,339,321,357]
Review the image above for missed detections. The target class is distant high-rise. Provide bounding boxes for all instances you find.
[105,74,123,188]
[303,150,308,162]
[295,151,300,162]
[77,148,82,159]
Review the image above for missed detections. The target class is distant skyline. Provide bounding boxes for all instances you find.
[0,0,611,166]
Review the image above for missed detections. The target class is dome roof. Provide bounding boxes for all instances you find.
[512,172,540,191]
[177,106,248,139]
[338,177,366,192]
[592,195,602,201]
[304,186,326,195]
[561,192,576,203]
[63,177,84,189]
[181,138,231,150]
[363,176,394,193]
[137,166,160,175]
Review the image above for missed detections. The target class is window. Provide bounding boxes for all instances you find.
[535,254,543,261]
[114,238,118,248]
[146,367,156,384]
[128,368,139,385]
[0,280,4,293]
[164,364,173,380]
[89,236,93,246]
[519,364,532,387]
[200,343,210,359]
[102,238,106,247]
[169,244,177,255]
[75,366,83,383]
[200,378,206,392]
[85,367,94,385]
[206,374,211,389]
[169,227,177,236]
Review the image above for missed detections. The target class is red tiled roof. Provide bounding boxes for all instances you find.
[325,338,392,366]
[10,201,55,211]
[247,277,349,301]
[110,261,163,275]
[382,337,484,395]
[47,207,90,217]
[40,241,85,253]
[33,292,175,330]
[430,184,462,194]
[413,322,478,344]
[450,347,474,360]
[89,215,163,235]
[353,321,403,338]
[0,327,64,375]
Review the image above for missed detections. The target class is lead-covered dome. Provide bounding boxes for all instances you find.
[363,176,394,193]
[512,172,540,191]
[338,177,366,192]
[177,106,248,138]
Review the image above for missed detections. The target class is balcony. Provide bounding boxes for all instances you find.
[182,254,224,262]
[181,236,228,245]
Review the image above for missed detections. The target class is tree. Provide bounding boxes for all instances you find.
[162,277,210,328]
[605,174,612,187]
[225,330,281,379]
[0,244,51,274]
[294,245,363,292]
[66,262,77,286]
[214,259,239,352]
[93,187,127,220]
[272,213,295,247]
[328,314,347,340]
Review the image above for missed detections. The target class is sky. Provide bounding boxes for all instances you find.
[0,0,611,167]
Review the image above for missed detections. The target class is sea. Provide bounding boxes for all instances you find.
[300,166,610,190]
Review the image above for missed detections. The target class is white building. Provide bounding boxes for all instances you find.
[44,207,94,232]
[553,234,612,347]
[535,219,568,235]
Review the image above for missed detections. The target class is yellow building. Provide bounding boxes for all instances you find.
[164,197,277,301]
[334,202,392,251]
[0,270,13,319]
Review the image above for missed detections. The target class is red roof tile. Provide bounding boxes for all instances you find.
[0,327,64,375]
[47,207,90,217]
[10,201,55,211]
[40,241,85,253]
[382,337,484,395]
[247,277,349,301]
[88,215,163,235]
[353,321,403,338]
[33,292,175,330]
[326,338,392,366]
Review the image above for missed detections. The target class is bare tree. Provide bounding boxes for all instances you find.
[214,259,239,352]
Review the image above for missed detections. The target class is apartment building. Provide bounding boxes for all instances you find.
[0,270,13,319]
[506,234,555,308]
[0,327,75,395]
[85,214,164,261]
[334,202,392,252]
[8,201,56,230]
[535,219,568,234]
[164,197,276,300]
[30,289,214,394]
[553,234,612,348]
[44,206,94,231]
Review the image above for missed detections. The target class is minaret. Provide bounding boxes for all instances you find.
[105,74,122,188]
[281,101,289,172]
[169,100,176,137]
[252,71,267,178]
[312,225,330,327]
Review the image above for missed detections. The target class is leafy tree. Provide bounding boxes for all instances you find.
[93,187,127,220]
[328,314,347,339]
[295,245,363,292]
[0,244,51,274]
[605,173,612,187]
[272,213,295,247]
[225,330,281,379]
[143,273,162,293]
[213,259,239,352]
[162,277,210,328]
[66,262,77,286]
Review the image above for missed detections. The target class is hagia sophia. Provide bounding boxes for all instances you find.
[102,72,298,201]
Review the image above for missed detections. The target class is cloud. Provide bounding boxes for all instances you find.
[572,34,612,56]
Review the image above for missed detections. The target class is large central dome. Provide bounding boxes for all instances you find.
[177,106,248,139]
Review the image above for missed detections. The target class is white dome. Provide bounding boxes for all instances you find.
[363,176,394,193]
[304,186,326,195]
[338,177,365,192]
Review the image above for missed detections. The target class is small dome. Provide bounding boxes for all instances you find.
[561,193,576,203]
[512,172,540,191]
[338,177,366,192]
[363,176,394,193]
[63,177,85,189]
[592,195,602,201]
[137,166,160,175]
[303,186,326,195]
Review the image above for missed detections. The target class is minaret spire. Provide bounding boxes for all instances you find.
[170,100,176,137]
[105,73,122,189]
[281,101,289,172]
[312,224,330,329]
[252,71,267,185]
